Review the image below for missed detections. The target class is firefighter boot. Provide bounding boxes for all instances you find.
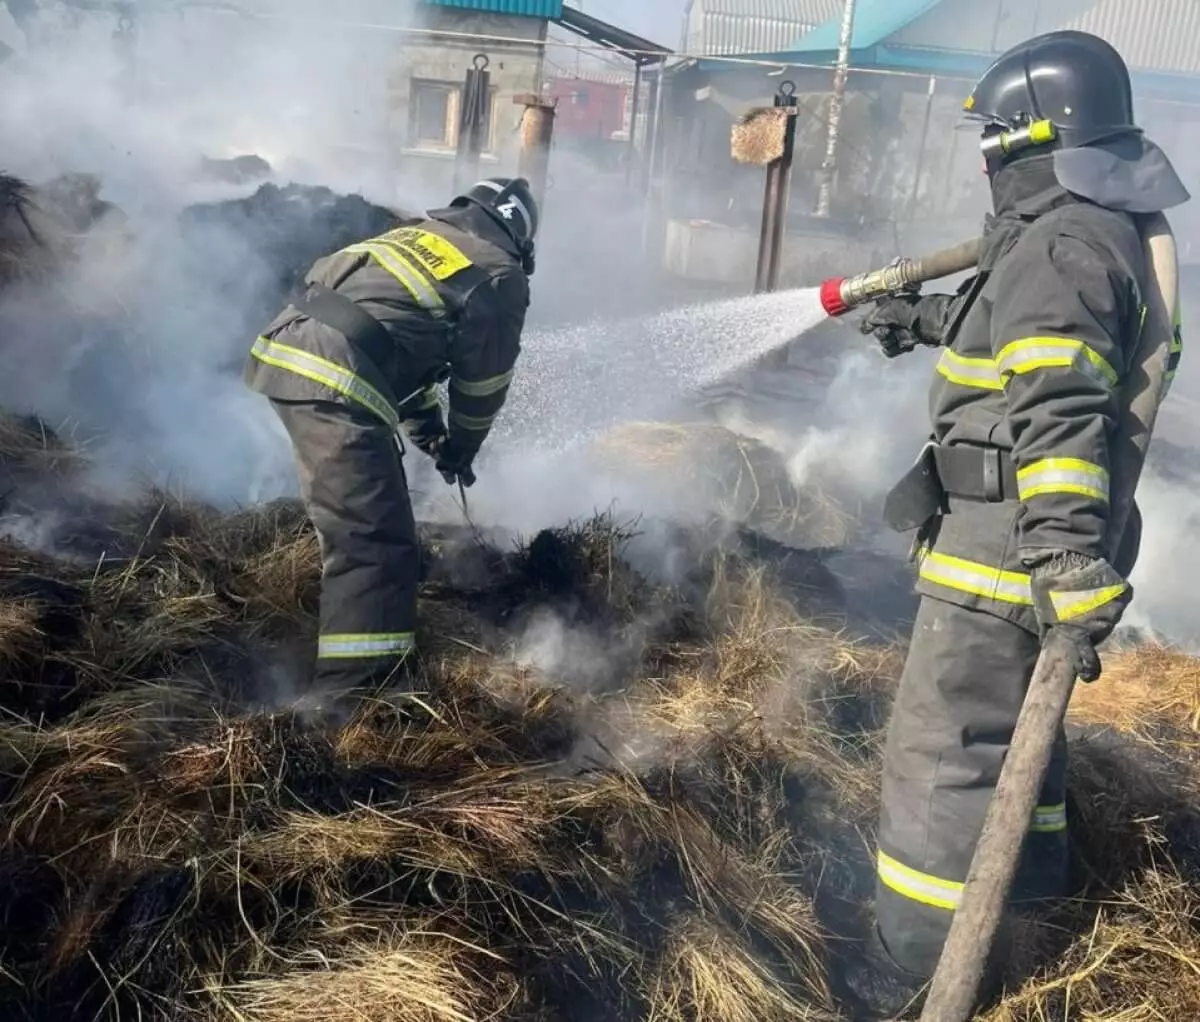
[840,926,928,1021]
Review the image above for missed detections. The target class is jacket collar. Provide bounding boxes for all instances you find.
[977,155,1082,268]
[988,154,1078,222]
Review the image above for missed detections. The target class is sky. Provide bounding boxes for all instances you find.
[578,0,684,48]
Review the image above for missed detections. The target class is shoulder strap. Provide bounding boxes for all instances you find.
[289,283,412,408]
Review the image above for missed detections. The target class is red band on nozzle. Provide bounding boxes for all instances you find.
[820,277,849,317]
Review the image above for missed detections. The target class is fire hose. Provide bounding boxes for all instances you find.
[819,217,1179,1020]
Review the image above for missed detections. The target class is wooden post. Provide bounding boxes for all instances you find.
[754,82,798,294]
[514,93,556,210]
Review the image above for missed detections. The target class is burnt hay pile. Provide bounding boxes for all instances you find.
[0,416,1199,1022]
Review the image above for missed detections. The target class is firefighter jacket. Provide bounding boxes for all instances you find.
[910,155,1179,633]
[244,204,530,460]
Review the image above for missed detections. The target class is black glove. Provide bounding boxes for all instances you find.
[404,414,448,460]
[434,437,477,488]
[1029,552,1132,682]
[860,294,955,358]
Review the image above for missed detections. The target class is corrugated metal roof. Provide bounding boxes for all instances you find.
[787,0,943,53]
[887,0,1200,76]
[685,0,842,56]
[1062,0,1200,74]
[425,0,562,17]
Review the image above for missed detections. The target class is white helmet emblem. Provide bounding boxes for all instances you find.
[496,200,517,220]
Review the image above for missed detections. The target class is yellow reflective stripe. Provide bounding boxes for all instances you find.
[343,242,444,311]
[917,548,1033,606]
[1016,457,1109,503]
[317,632,416,659]
[449,408,496,431]
[450,370,514,397]
[1049,583,1129,621]
[377,227,473,281]
[251,336,399,429]
[877,851,962,911]
[936,349,1003,390]
[995,337,1118,388]
[1031,802,1067,834]
[416,386,441,410]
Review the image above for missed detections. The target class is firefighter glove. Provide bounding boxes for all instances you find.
[1030,552,1132,682]
[860,294,954,358]
[404,412,448,460]
[434,437,477,488]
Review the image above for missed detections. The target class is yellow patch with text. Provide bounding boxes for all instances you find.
[381,228,473,280]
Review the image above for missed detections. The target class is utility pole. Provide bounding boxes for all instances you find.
[815,0,856,217]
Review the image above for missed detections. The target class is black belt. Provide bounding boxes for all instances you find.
[883,441,1018,534]
[931,443,1018,503]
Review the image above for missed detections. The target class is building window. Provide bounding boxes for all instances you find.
[408,78,495,153]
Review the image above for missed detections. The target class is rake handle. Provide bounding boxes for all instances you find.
[917,633,1079,1021]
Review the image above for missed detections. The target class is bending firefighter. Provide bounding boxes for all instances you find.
[245,177,538,692]
[851,31,1187,1015]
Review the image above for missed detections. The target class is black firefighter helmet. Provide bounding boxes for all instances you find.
[963,30,1189,213]
[451,176,539,274]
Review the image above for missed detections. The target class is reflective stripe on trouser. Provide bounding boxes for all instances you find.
[876,596,1068,978]
[270,398,419,690]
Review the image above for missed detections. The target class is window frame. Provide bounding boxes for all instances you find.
[407,77,498,154]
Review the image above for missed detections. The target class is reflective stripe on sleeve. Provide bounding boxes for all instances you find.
[317,632,416,660]
[877,851,963,911]
[450,370,514,397]
[995,337,1118,388]
[251,336,399,429]
[1016,457,1109,503]
[1031,803,1068,834]
[342,242,445,312]
[936,349,1003,390]
[917,549,1033,606]
[1049,583,1129,622]
[449,408,496,431]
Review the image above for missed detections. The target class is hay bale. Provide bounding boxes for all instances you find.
[197,154,273,185]
[592,421,856,547]
[215,935,518,1022]
[3,482,1200,1021]
[731,107,790,165]
[178,183,411,325]
[0,172,73,287]
[649,916,837,1022]
[1070,644,1200,737]
[0,411,83,482]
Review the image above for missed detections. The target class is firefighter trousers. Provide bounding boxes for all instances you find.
[271,398,419,690]
[875,595,1069,977]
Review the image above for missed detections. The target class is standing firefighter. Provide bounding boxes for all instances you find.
[849,32,1187,1015]
[245,177,538,693]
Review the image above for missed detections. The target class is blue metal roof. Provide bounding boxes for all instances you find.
[425,0,562,16]
[787,0,944,53]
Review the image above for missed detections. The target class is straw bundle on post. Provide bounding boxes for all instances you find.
[731,107,790,166]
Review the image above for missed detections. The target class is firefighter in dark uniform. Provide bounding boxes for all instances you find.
[846,32,1188,1015]
[245,177,538,693]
